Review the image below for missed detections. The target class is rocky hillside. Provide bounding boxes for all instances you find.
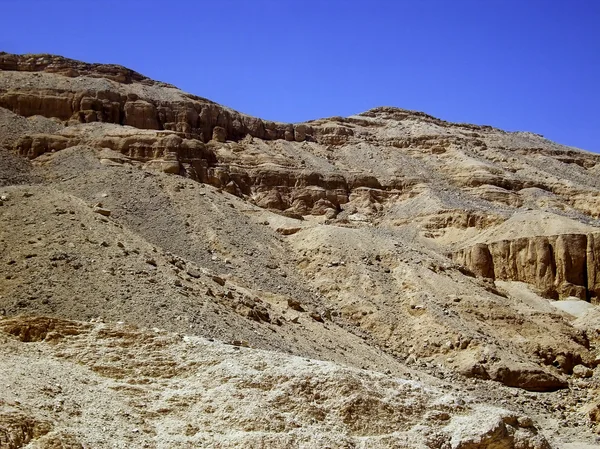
[1,53,600,448]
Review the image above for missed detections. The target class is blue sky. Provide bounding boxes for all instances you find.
[2,0,599,152]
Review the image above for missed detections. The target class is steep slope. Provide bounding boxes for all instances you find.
[1,53,600,448]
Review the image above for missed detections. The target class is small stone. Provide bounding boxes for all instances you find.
[287,299,304,312]
[517,416,534,428]
[212,276,226,286]
[93,207,111,217]
[186,268,201,278]
[310,312,324,323]
[572,364,593,378]
[276,227,301,236]
[426,411,451,421]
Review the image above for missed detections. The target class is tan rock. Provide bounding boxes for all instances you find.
[144,159,181,174]
[572,364,593,378]
[212,126,226,142]
[123,100,158,129]
[294,124,308,142]
[93,206,111,217]
[287,299,304,312]
[454,233,600,300]
[491,363,568,392]
[276,227,301,236]
[3,52,600,447]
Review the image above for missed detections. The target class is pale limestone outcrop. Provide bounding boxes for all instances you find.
[453,233,600,302]
[0,316,552,449]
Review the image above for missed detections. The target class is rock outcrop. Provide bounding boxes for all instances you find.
[10,125,416,214]
[0,53,315,144]
[0,316,553,449]
[0,52,167,85]
[453,232,600,302]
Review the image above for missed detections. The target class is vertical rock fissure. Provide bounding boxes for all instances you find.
[548,242,557,282]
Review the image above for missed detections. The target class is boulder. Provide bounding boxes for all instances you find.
[572,364,593,378]
[491,364,568,392]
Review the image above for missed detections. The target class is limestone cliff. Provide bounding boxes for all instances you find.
[453,233,600,302]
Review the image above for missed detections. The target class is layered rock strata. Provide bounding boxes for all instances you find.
[12,127,414,214]
[0,53,313,144]
[453,233,600,302]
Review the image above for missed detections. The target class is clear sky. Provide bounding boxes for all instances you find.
[2,0,599,152]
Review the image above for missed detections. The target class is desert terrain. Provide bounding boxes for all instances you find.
[1,52,600,448]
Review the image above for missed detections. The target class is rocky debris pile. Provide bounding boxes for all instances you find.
[0,146,39,187]
[0,316,553,449]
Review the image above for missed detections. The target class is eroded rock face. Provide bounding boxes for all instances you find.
[11,126,413,214]
[0,53,314,144]
[453,233,600,302]
[0,87,317,144]
[4,52,600,446]
[5,52,600,227]
[0,52,165,85]
[0,412,52,449]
